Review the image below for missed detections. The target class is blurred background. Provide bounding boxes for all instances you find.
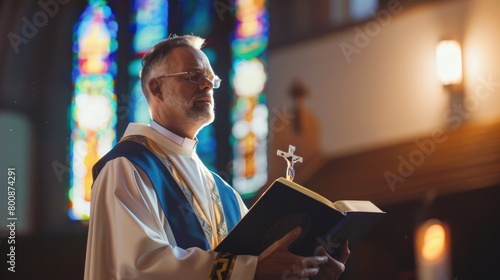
[1,0,499,279]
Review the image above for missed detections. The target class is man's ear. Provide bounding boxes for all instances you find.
[148,78,163,101]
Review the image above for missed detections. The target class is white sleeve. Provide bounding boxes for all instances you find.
[84,157,257,280]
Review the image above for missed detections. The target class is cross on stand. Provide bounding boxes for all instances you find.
[277,145,303,182]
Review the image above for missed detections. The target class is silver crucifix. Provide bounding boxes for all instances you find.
[277,145,303,181]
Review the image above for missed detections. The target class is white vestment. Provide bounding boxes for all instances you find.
[84,123,258,280]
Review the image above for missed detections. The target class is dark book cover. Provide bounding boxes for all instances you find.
[215,178,385,256]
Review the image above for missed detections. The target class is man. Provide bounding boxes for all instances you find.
[84,35,349,280]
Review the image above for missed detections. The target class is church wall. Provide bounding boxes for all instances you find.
[462,0,500,122]
[268,0,500,158]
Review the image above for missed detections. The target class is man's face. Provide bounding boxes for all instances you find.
[150,47,216,137]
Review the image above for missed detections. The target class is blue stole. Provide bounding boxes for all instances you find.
[92,140,242,250]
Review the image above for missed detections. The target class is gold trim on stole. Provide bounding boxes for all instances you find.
[120,135,229,249]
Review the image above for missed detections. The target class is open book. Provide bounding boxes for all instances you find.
[215,177,385,256]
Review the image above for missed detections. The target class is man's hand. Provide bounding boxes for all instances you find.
[255,227,329,280]
[314,240,350,280]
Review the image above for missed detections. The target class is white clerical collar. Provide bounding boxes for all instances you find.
[150,121,198,150]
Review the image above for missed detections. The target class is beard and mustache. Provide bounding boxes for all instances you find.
[166,87,215,126]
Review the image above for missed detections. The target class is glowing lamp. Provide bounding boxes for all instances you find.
[436,40,463,87]
[415,219,452,280]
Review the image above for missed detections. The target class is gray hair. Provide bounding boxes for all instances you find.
[140,34,205,100]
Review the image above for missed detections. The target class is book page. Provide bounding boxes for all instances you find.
[276,177,336,209]
[274,178,384,214]
[332,200,384,214]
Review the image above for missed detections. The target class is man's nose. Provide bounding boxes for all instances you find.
[199,75,213,90]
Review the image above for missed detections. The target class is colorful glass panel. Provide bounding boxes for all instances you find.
[130,0,169,124]
[231,0,269,197]
[69,0,118,220]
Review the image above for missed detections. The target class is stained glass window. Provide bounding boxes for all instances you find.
[231,0,269,198]
[69,0,118,220]
[130,0,169,124]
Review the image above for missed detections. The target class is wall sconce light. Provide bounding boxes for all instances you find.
[436,40,463,93]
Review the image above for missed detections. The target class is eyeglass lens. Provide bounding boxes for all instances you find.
[189,72,220,88]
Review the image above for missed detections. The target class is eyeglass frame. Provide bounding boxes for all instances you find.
[155,71,222,89]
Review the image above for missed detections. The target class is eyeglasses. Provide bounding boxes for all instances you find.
[156,71,222,89]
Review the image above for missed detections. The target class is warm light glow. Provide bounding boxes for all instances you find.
[76,94,113,130]
[415,219,452,280]
[233,59,267,97]
[421,224,446,261]
[436,40,462,85]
